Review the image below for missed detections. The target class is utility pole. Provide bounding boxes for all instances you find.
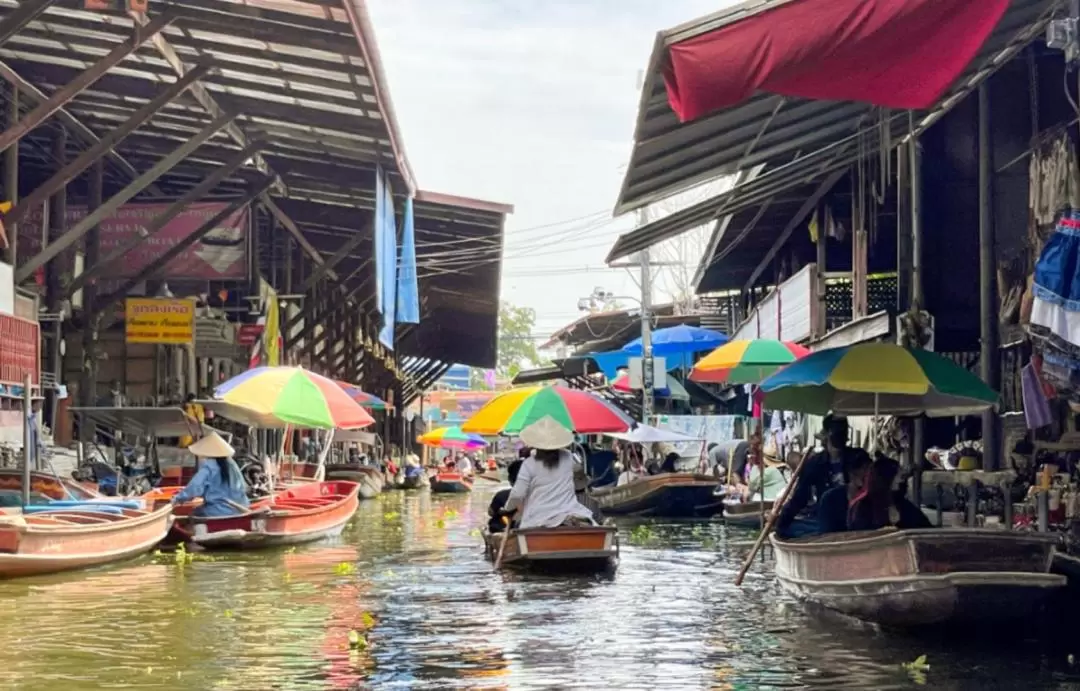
[638,207,653,424]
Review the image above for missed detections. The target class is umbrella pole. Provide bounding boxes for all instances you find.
[735,447,813,586]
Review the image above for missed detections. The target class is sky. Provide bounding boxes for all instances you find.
[366,0,726,347]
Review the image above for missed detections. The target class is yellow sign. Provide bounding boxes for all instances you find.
[125,298,195,345]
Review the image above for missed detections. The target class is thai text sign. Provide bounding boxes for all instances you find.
[19,202,249,281]
[0,314,39,386]
[125,298,195,345]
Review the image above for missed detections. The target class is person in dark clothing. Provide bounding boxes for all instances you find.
[776,416,871,538]
[848,455,933,532]
[710,440,750,482]
[487,460,523,533]
[660,452,679,474]
[816,450,873,534]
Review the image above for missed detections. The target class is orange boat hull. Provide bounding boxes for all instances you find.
[431,472,472,493]
[187,481,360,550]
[484,525,618,572]
[0,506,173,578]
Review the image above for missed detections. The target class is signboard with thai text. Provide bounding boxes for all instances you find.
[19,202,249,282]
[125,298,195,345]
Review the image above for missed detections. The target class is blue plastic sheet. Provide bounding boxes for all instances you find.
[396,197,420,324]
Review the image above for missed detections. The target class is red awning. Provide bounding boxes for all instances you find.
[663,0,1010,123]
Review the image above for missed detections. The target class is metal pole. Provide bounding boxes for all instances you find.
[3,84,16,266]
[21,373,31,507]
[909,126,925,505]
[978,83,1000,472]
[638,210,653,424]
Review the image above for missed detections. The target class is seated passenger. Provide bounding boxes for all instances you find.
[504,416,595,529]
[816,451,872,534]
[745,452,789,502]
[487,459,523,533]
[172,431,250,517]
[848,455,933,532]
[660,452,680,474]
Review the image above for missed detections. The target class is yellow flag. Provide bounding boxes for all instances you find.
[264,291,280,366]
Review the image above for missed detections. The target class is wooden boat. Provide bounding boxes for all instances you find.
[771,528,1066,627]
[588,473,722,517]
[325,466,384,499]
[0,504,172,578]
[483,525,618,572]
[0,469,101,501]
[431,472,473,493]
[186,481,360,550]
[723,500,773,528]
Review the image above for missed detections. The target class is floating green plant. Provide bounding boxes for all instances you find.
[334,561,357,576]
[383,511,400,522]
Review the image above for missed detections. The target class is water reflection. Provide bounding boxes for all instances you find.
[1,489,1080,689]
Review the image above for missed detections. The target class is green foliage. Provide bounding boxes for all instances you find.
[496,301,539,379]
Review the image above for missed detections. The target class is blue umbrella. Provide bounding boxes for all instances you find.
[622,324,728,357]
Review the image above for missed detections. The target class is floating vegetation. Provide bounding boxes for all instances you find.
[468,528,482,537]
[334,561,357,576]
[361,612,376,629]
[222,609,234,619]
[902,655,929,685]
[434,519,446,529]
[383,511,400,522]
[348,629,368,651]
[628,524,659,546]
[442,509,459,520]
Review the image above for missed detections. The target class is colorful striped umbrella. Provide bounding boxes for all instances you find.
[212,367,376,429]
[461,385,634,436]
[335,381,390,410]
[417,426,488,450]
[690,339,810,385]
[758,342,998,417]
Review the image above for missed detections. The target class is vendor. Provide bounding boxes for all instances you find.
[172,431,250,517]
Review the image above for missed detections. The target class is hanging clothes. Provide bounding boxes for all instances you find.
[1031,210,1080,348]
[1030,133,1080,249]
[1021,361,1053,429]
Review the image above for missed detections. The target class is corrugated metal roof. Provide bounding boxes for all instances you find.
[609,0,1061,260]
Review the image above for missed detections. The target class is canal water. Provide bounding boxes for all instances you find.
[1,486,1079,690]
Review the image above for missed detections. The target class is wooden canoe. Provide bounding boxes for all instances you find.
[588,473,722,517]
[771,528,1065,627]
[0,504,173,578]
[325,466,384,499]
[0,469,101,501]
[483,525,618,573]
[187,481,360,550]
[431,472,473,493]
[723,500,773,528]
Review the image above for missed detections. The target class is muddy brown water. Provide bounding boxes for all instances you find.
[0,486,1078,690]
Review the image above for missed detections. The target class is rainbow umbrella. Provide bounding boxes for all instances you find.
[336,381,390,410]
[690,339,810,385]
[461,385,634,436]
[758,342,998,417]
[211,366,376,429]
[417,426,487,450]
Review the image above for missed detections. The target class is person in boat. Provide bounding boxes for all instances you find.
[710,439,750,484]
[847,454,933,532]
[458,453,474,476]
[504,416,596,529]
[743,451,789,503]
[487,459,523,532]
[171,431,250,517]
[776,415,871,539]
[659,451,680,474]
[816,450,872,534]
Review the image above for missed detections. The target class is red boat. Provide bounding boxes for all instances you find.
[183,481,361,550]
[0,504,173,578]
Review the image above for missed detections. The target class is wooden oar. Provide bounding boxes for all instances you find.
[734,447,813,586]
[494,516,511,568]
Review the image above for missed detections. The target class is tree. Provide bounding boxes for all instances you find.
[497,301,539,379]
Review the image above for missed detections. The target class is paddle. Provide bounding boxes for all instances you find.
[494,516,511,568]
[734,447,812,586]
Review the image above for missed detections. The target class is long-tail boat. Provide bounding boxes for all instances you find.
[283,461,384,499]
[430,471,473,493]
[483,525,618,573]
[0,504,173,578]
[771,528,1065,627]
[184,481,360,550]
[588,473,722,517]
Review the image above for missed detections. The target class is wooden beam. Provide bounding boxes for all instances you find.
[743,168,847,292]
[0,0,55,47]
[5,62,210,228]
[0,13,173,154]
[262,195,340,282]
[16,112,235,283]
[300,220,371,292]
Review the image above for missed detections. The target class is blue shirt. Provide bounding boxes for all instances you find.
[175,458,250,517]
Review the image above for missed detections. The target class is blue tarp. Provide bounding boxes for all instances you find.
[375,167,398,349]
[396,197,420,324]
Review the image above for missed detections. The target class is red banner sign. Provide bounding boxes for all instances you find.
[236,324,264,347]
[18,202,249,281]
[0,314,39,387]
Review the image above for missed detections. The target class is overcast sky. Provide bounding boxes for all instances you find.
[367,0,725,344]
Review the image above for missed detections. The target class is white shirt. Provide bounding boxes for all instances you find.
[506,450,594,529]
[458,456,473,475]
